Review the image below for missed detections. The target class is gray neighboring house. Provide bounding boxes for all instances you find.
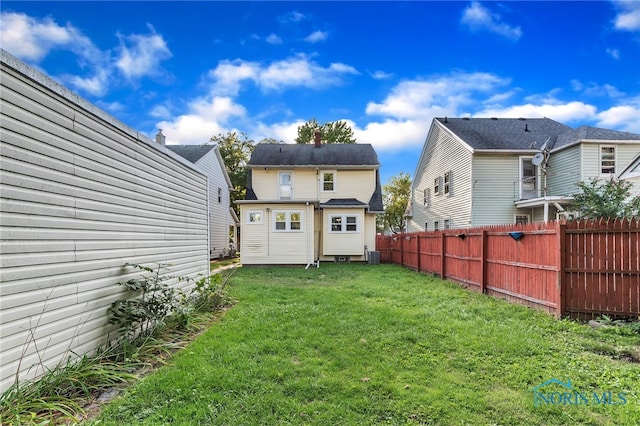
[166,141,239,259]
[406,117,640,231]
[620,153,640,196]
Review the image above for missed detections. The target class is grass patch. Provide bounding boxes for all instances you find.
[90,264,639,425]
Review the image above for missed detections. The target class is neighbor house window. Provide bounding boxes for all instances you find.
[330,214,359,233]
[434,177,440,195]
[515,214,530,225]
[423,188,430,206]
[444,172,451,195]
[279,171,293,199]
[218,187,222,203]
[520,157,538,199]
[600,146,616,175]
[322,171,335,192]
[247,210,263,224]
[273,211,302,232]
[434,221,439,230]
[424,223,428,231]
[444,219,450,229]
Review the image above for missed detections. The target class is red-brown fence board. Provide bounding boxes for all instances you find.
[377,218,640,319]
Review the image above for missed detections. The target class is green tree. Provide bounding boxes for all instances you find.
[295,118,356,144]
[210,131,256,216]
[379,172,412,233]
[571,177,640,219]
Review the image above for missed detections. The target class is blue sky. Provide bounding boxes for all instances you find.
[2,1,639,183]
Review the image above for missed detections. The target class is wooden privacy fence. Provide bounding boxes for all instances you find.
[376,219,639,319]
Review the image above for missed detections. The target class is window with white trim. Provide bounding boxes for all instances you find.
[424,223,428,231]
[423,188,429,206]
[600,146,616,175]
[434,177,441,195]
[330,214,359,233]
[273,210,302,232]
[434,221,439,230]
[279,171,293,199]
[322,171,335,192]
[444,172,451,195]
[247,210,263,224]
[515,214,529,225]
[218,187,222,203]
[444,219,450,229]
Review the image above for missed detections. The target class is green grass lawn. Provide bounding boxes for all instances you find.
[90,263,639,425]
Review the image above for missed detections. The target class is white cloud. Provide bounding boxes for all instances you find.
[597,104,640,133]
[612,0,640,31]
[370,70,394,80]
[475,101,598,123]
[208,54,358,94]
[461,2,522,41]
[115,24,172,80]
[366,72,510,119]
[279,11,307,24]
[606,48,621,59]
[157,96,247,145]
[0,12,78,60]
[304,30,328,43]
[266,33,283,44]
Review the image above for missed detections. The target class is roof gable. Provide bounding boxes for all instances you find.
[248,143,380,167]
[166,145,216,163]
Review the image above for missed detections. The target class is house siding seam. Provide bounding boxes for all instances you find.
[0,51,209,393]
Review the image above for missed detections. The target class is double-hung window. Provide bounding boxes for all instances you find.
[330,214,358,233]
[322,171,335,192]
[434,177,440,195]
[274,211,302,232]
[279,171,293,199]
[600,146,616,175]
[423,188,430,206]
[444,172,451,195]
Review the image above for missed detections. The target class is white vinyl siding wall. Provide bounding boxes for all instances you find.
[0,51,209,392]
[250,168,376,204]
[581,143,640,180]
[408,123,473,231]
[471,154,523,226]
[194,148,233,258]
[239,203,314,264]
[322,208,365,256]
[547,145,582,196]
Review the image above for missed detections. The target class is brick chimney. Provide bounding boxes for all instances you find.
[156,129,166,146]
[314,129,322,148]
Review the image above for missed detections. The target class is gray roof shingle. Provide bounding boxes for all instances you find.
[248,143,380,167]
[166,145,216,163]
[436,117,571,150]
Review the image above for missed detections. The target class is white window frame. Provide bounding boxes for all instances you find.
[519,156,538,199]
[273,210,303,232]
[444,172,452,195]
[218,187,222,203]
[279,170,293,200]
[434,220,439,230]
[434,177,441,195]
[600,145,616,175]
[423,188,430,206]
[321,170,336,192]
[443,219,450,229]
[329,214,359,233]
[247,210,263,224]
[515,214,530,225]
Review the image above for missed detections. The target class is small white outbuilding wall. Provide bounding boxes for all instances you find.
[0,50,210,392]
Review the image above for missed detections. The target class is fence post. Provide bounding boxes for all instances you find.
[416,234,421,273]
[480,229,487,294]
[440,232,446,279]
[400,235,404,267]
[557,221,566,317]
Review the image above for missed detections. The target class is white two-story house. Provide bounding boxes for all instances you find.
[166,140,239,259]
[237,134,383,265]
[406,117,640,231]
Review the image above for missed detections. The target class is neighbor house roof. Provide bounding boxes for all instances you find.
[247,143,380,168]
[553,125,640,150]
[436,117,571,151]
[166,145,216,163]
